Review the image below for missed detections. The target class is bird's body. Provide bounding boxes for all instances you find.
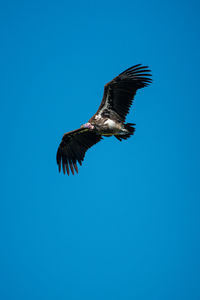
[56,64,152,175]
[90,112,126,135]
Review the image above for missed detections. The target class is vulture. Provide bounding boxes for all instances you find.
[56,64,152,175]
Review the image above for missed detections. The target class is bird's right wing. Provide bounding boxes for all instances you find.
[56,128,102,175]
[94,64,152,122]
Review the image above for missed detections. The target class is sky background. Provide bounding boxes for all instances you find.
[1,0,200,299]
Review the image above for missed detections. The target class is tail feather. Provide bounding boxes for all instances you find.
[115,123,135,141]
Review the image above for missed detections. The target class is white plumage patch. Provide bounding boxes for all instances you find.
[104,119,117,129]
[94,115,101,120]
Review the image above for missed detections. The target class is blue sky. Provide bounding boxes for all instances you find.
[1,0,200,299]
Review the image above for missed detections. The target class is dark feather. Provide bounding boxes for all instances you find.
[56,128,102,175]
[95,64,152,121]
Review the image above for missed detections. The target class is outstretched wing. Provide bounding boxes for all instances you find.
[56,128,102,175]
[95,64,152,122]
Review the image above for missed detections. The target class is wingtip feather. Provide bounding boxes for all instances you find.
[62,160,66,175]
[74,162,79,174]
[69,161,75,175]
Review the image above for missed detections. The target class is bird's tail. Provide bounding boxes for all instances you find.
[115,123,135,141]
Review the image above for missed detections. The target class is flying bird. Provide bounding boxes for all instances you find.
[56,64,152,175]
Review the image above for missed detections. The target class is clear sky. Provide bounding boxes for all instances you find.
[1,0,200,299]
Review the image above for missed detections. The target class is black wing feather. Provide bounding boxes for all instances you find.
[56,128,102,175]
[96,64,152,121]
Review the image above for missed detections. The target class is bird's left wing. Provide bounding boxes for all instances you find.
[56,128,102,175]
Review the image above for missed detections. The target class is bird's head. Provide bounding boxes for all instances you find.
[81,122,94,129]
